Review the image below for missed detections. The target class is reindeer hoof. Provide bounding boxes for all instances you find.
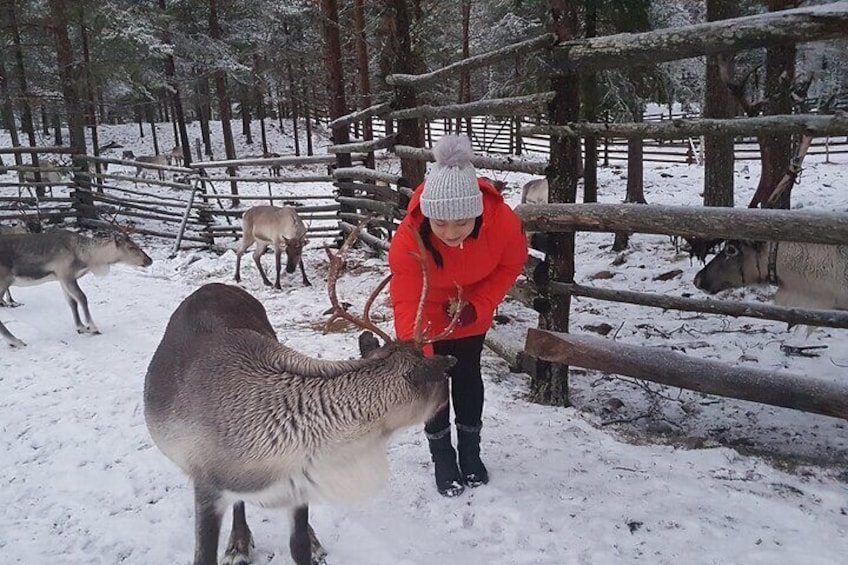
[8,338,26,348]
[77,326,101,335]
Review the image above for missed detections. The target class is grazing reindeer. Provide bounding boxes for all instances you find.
[0,230,153,347]
[167,145,184,167]
[235,205,311,288]
[144,223,463,565]
[694,240,848,310]
[134,154,168,181]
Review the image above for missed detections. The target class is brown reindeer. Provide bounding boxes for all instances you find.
[144,222,464,565]
[235,205,311,288]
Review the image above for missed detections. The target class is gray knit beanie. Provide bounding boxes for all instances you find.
[420,135,483,220]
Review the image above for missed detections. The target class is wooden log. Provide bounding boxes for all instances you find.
[80,218,212,244]
[195,193,335,202]
[523,113,848,140]
[394,145,546,175]
[198,175,333,183]
[0,146,75,155]
[329,102,392,128]
[339,221,390,251]
[190,154,366,169]
[516,203,848,245]
[389,93,556,120]
[337,196,402,218]
[335,180,399,202]
[523,328,848,420]
[550,281,848,329]
[553,2,848,72]
[386,34,556,88]
[327,134,396,154]
[332,166,401,184]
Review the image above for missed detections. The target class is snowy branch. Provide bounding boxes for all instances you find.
[523,113,848,139]
[554,2,848,72]
[394,145,546,175]
[388,93,555,120]
[385,34,556,88]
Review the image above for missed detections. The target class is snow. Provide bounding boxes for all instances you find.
[2,120,848,565]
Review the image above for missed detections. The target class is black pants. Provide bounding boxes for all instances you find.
[424,333,486,434]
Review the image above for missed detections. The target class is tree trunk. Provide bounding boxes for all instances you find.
[158,0,191,167]
[460,0,472,136]
[81,24,101,190]
[383,0,425,186]
[254,54,268,156]
[534,0,581,407]
[10,0,41,194]
[0,61,23,170]
[703,0,737,208]
[240,84,253,144]
[287,61,301,156]
[47,0,88,219]
[195,76,213,157]
[582,0,599,203]
[353,0,375,168]
[209,0,238,205]
[758,0,799,210]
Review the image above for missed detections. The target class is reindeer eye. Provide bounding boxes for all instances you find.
[724,245,739,258]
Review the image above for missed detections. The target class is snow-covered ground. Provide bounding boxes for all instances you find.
[1,120,847,564]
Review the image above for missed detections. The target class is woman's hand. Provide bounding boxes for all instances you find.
[442,298,477,327]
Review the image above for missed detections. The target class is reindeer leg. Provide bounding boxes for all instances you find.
[0,319,26,348]
[194,484,225,565]
[299,259,312,287]
[235,236,254,283]
[222,501,254,565]
[289,505,326,565]
[60,278,99,334]
[252,245,273,287]
[274,246,283,289]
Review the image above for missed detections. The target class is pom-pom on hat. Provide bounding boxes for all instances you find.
[420,135,483,220]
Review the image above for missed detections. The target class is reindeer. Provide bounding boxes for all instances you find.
[144,222,464,565]
[167,145,184,167]
[20,159,65,198]
[235,205,311,288]
[134,154,168,182]
[0,221,28,307]
[0,230,153,347]
[521,178,548,205]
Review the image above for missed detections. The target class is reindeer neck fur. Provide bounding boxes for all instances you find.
[69,234,125,275]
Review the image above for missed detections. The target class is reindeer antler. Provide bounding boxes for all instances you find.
[408,225,464,349]
[324,220,394,344]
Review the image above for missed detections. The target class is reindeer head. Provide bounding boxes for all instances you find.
[324,221,464,397]
[283,235,308,274]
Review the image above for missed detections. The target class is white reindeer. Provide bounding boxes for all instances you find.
[521,178,548,204]
[0,230,153,347]
[144,224,462,565]
[235,205,311,288]
[21,159,65,198]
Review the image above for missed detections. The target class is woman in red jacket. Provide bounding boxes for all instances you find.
[388,135,528,497]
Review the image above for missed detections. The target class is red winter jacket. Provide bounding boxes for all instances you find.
[389,178,528,344]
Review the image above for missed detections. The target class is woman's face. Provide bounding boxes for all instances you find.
[430,218,475,247]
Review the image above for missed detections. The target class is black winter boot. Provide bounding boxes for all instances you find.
[426,428,465,497]
[456,423,489,487]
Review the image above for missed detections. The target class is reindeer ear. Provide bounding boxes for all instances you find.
[410,354,456,384]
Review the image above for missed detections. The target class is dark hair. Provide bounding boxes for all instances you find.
[418,216,482,269]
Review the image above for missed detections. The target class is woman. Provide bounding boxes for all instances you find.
[388,135,528,497]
